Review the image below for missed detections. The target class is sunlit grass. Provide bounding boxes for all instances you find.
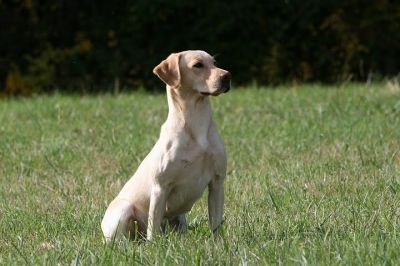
[1,83,399,264]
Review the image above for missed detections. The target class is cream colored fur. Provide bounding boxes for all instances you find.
[101,50,231,242]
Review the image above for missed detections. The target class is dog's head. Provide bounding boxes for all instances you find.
[153,50,231,96]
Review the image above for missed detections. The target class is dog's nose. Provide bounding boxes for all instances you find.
[221,72,231,93]
[222,72,231,82]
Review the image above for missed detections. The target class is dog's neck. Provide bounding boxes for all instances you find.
[166,86,212,142]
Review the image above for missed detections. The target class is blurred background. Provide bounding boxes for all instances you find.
[1,0,399,96]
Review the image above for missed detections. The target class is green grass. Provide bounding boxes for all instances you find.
[1,83,400,265]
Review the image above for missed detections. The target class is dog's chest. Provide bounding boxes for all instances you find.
[165,150,215,216]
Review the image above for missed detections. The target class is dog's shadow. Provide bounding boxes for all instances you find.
[106,219,211,246]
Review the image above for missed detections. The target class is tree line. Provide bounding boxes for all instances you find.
[1,0,399,95]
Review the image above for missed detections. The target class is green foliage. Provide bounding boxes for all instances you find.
[1,84,399,264]
[1,1,399,95]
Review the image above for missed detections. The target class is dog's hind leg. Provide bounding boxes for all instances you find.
[101,198,135,243]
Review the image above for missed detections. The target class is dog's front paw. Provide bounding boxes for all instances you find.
[146,228,154,242]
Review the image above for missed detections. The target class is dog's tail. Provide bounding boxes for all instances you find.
[101,198,135,243]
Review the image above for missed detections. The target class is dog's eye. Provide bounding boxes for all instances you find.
[193,62,204,68]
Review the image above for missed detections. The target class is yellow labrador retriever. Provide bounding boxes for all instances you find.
[101,50,231,242]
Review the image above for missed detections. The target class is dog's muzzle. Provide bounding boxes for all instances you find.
[200,71,232,96]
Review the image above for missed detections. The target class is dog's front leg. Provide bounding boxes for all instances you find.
[147,184,167,241]
[208,177,224,236]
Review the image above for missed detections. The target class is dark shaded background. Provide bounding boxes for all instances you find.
[1,0,399,95]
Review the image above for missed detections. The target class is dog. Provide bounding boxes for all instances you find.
[101,50,231,242]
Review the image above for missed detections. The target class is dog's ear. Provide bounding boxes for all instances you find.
[153,53,181,88]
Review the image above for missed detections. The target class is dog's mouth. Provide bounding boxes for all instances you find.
[200,86,230,96]
[200,91,221,97]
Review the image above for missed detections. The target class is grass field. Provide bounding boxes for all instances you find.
[1,83,400,265]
